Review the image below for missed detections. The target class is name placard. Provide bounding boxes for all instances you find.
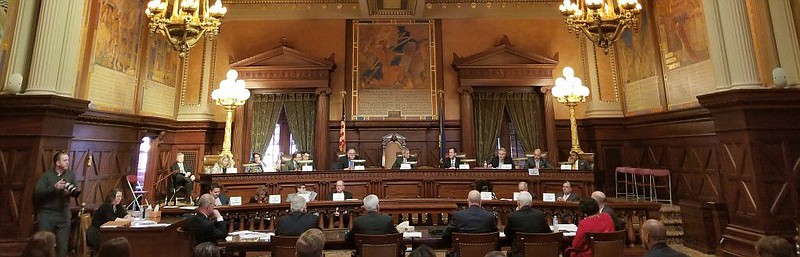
[302,165,313,172]
[225,168,238,174]
[400,163,411,170]
[332,192,345,201]
[268,195,281,204]
[528,168,540,176]
[542,193,556,202]
[354,165,365,171]
[480,192,493,200]
[229,196,242,206]
[513,192,520,201]
[560,164,573,170]
[500,164,513,170]
[458,164,470,170]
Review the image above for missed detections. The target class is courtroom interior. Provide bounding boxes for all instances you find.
[0,0,799,256]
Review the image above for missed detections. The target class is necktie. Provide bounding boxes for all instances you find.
[349,160,353,168]
[451,159,455,167]
[535,160,540,169]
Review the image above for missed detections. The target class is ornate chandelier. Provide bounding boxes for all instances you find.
[145,0,228,57]
[558,0,642,53]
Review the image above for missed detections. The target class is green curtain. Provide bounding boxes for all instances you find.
[250,94,284,156]
[472,92,506,164]
[283,93,317,154]
[505,92,544,154]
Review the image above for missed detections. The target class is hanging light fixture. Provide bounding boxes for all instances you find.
[145,0,228,57]
[558,0,642,53]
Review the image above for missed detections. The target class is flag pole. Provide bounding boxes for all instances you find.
[338,91,347,154]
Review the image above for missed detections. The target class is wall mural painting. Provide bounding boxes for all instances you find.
[93,0,143,75]
[0,0,16,83]
[146,35,180,86]
[617,3,657,83]
[654,0,710,70]
[351,20,440,120]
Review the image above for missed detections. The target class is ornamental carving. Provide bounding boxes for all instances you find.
[238,70,329,81]
[458,68,553,79]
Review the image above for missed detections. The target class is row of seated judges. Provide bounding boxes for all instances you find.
[174,185,692,257]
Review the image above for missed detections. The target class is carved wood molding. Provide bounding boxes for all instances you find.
[230,40,336,90]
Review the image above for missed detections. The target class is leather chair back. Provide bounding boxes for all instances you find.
[514,232,562,257]
[354,233,404,257]
[452,232,499,257]
[587,230,626,257]
[271,235,300,257]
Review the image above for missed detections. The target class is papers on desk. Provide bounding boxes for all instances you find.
[499,232,506,238]
[162,205,179,209]
[180,206,198,210]
[226,231,274,242]
[403,232,423,238]
[129,220,170,228]
[550,224,578,237]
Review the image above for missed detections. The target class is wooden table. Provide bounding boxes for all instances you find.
[100,217,191,257]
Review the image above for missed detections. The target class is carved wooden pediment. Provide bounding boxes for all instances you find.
[452,35,558,87]
[229,38,336,90]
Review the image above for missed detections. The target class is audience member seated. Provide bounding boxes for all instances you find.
[286,152,303,172]
[442,190,498,243]
[345,195,398,242]
[591,191,623,230]
[524,149,551,169]
[566,151,589,170]
[171,153,195,201]
[505,191,551,257]
[209,183,229,206]
[96,237,130,257]
[484,251,506,257]
[210,155,234,174]
[87,188,130,248]
[566,198,615,257]
[193,242,221,257]
[441,147,461,169]
[247,153,267,173]
[22,231,56,257]
[249,185,268,204]
[409,245,436,257]
[489,147,513,168]
[391,148,417,169]
[296,228,325,257]
[276,196,319,236]
[556,181,580,202]
[756,236,795,257]
[182,194,228,246]
[286,183,318,203]
[333,148,364,170]
[641,219,687,257]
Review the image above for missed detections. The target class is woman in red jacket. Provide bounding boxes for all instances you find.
[568,198,615,257]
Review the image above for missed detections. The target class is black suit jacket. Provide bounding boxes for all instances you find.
[333,156,364,170]
[571,160,590,170]
[523,158,551,169]
[489,156,514,168]
[505,206,552,257]
[346,211,397,242]
[441,157,462,169]
[442,206,498,242]
[601,205,624,231]
[644,242,689,257]
[556,193,581,202]
[327,190,354,201]
[171,162,194,182]
[275,211,319,236]
[391,156,417,169]
[181,212,228,245]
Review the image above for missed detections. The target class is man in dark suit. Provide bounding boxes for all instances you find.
[181,194,228,245]
[442,190,498,243]
[333,148,363,170]
[524,148,552,169]
[505,191,551,257]
[276,196,319,236]
[556,181,581,202]
[286,152,303,171]
[328,180,353,200]
[489,147,514,168]
[345,194,402,256]
[171,153,194,200]
[441,147,461,169]
[567,151,590,170]
[208,183,229,206]
[591,191,623,230]
[641,219,688,257]
[391,148,417,169]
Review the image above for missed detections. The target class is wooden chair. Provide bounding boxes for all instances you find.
[270,235,300,257]
[450,232,499,257]
[176,227,196,257]
[512,232,563,257]
[587,230,626,257]
[354,233,404,257]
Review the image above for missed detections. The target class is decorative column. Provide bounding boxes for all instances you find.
[715,0,763,89]
[768,0,800,87]
[314,87,331,170]
[702,0,732,90]
[698,89,800,257]
[457,86,475,158]
[24,0,86,96]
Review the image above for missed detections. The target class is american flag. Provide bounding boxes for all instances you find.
[338,92,346,153]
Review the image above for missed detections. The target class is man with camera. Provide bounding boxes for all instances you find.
[34,151,79,257]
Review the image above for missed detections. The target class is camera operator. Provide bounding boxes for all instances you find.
[34,150,78,257]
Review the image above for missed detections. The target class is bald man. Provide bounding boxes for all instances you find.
[442,190,498,243]
[641,219,687,257]
[591,191,623,230]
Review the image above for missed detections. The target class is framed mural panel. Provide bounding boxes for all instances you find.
[349,20,441,120]
[0,0,19,85]
[653,0,709,71]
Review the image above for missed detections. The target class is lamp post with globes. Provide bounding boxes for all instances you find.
[212,70,251,158]
[552,67,590,153]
